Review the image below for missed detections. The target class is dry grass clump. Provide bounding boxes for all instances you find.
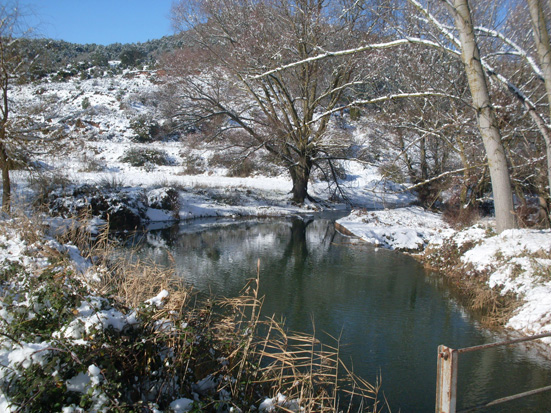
[421,238,519,328]
[56,214,192,314]
[213,265,386,412]
[105,256,191,313]
[442,205,481,230]
[470,286,519,326]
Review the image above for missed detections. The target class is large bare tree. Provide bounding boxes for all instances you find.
[169,0,383,203]
[526,0,551,218]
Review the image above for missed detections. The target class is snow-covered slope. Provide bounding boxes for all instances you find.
[8,70,416,219]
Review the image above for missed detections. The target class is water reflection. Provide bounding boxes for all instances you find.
[134,217,551,412]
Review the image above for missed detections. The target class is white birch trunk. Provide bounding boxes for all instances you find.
[452,0,516,232]
[527,0,551,210]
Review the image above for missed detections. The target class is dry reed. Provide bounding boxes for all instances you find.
[214,260,386,412]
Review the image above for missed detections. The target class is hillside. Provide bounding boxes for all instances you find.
[8,64,415,229]
[17,34,193,81]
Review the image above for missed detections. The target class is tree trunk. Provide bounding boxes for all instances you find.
[0,141,10,213]
[452,0,516,233]
[527,0,551,219]
[290,158,312,204]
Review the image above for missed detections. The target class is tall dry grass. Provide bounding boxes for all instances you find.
[214,261,388,412]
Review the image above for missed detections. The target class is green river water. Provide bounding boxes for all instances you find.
[134,216,551,412]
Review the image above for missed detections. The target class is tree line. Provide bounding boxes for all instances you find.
[166,0,551,232]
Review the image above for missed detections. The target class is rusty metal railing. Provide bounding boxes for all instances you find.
[436,332,551,413]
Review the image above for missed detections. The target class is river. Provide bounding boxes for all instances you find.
[133,216,551,412]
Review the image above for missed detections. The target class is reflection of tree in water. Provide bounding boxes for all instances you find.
[282,217,339,269]
[284,218,310,262]
[135,218,339,293]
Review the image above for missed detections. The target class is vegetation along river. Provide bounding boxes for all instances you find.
[133,216,551,412]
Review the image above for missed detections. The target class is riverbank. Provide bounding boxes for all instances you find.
[2,198,550,411]
[336,207,551,345]
[0,212,381,412]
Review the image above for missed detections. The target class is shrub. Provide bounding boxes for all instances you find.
[147,187,180,213]
[210,152,257,177]
[442,204,481,229]
[96,175,126,191]
[210,152,235,168]
[28,170,73,206]
[81,96,91,109]
[78,154,105,172]
[378,162,405,184]
[227,158,255,177]
[182,154,207,175]
[119,147,171,168]
[129,115,161,143]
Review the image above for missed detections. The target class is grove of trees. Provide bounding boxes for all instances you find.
[165,0,551,232]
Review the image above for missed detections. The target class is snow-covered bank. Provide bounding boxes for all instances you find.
[337,208,551,344]
[336,207,453,251]
[0,216,377,412]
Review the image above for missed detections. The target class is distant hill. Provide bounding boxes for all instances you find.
[17,33,192,81]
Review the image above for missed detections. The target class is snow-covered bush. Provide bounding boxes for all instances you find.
[28,170,74,207]
[129,115,161,143]
[81,96,91,110]
[147,187,180,213]
[210,152,257,177]
[120,147,172,168]
[182,153,207,175]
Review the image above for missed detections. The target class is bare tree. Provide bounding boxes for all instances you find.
[0,1,35,213]
[0,3,63,213]
[526,0,551,218]
[168,0,386,203]
[448,0,516,231]
[0,2,21,213]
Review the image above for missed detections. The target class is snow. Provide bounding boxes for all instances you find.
[455,229,551,342]
[66,372,91,393]
[336,206,453,251]
[3,342,50,371]
[146,290,170,308]
[259,392,301,412]
[461,229,551,272]
[169,398,194,412]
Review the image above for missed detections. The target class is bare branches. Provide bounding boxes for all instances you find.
[251,37,460,80]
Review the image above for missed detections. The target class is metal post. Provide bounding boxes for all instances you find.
[436,345,458,413]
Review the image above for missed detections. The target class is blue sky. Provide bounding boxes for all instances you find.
[21,0,175,45]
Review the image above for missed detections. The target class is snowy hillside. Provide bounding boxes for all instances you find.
[8,69,415,226]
